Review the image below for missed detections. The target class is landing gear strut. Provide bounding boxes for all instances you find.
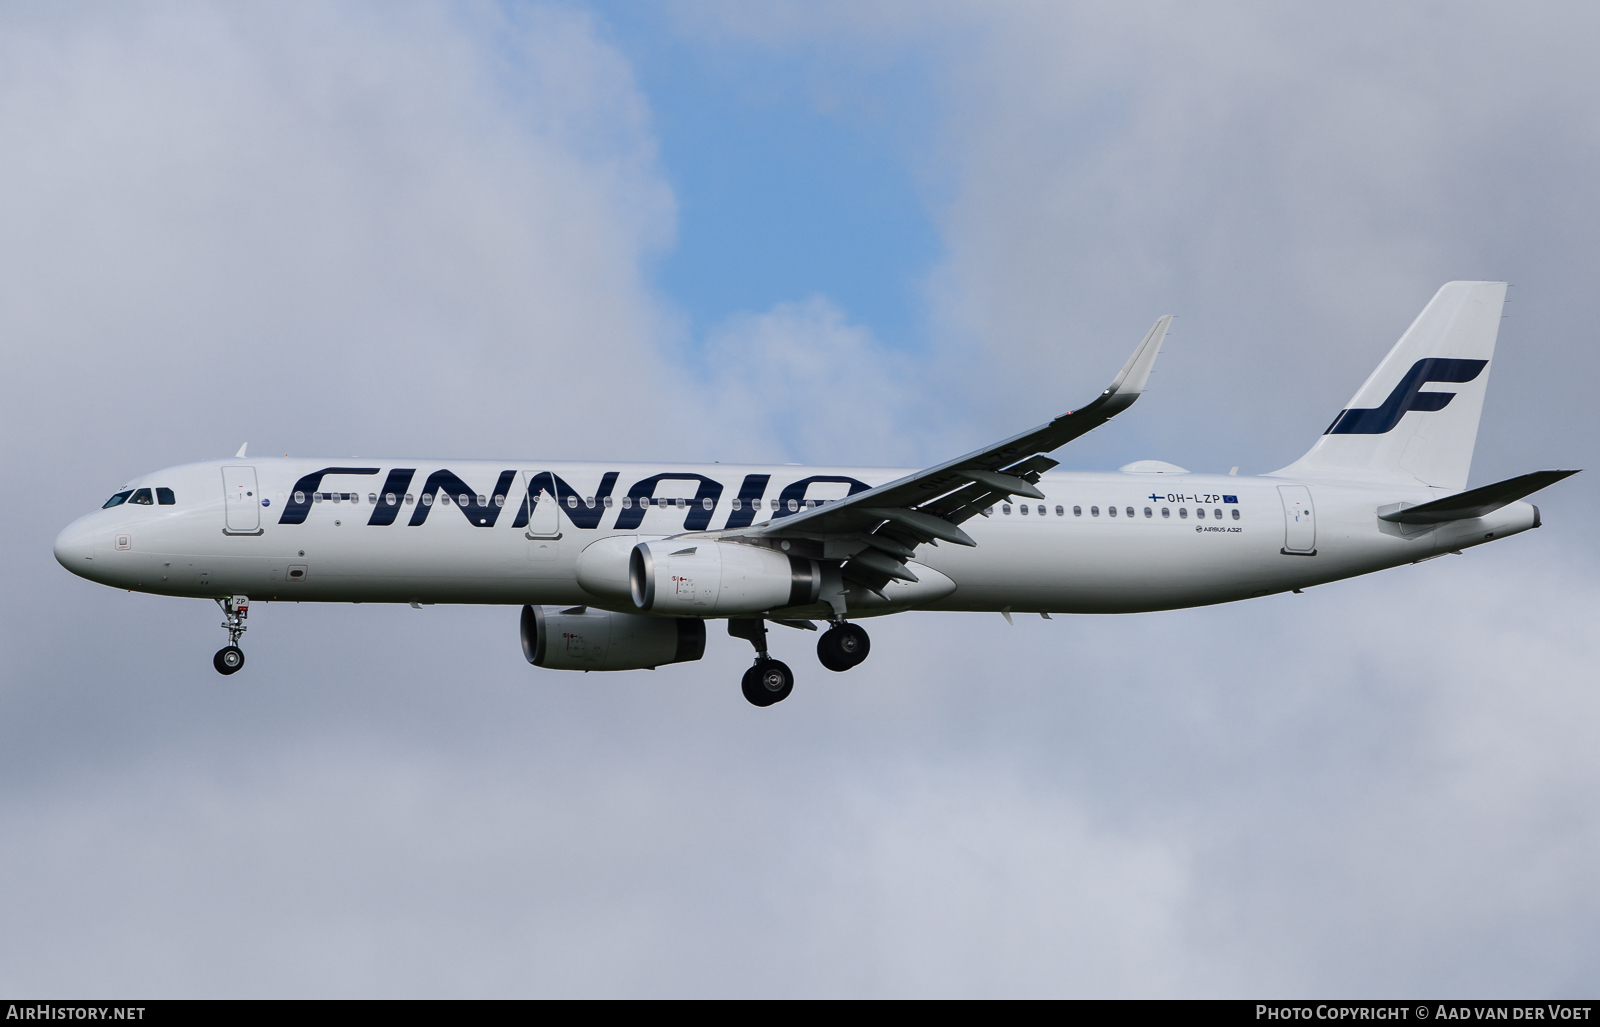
[817,622,870,672]
[213,595,248,675]
[729,619,793,707]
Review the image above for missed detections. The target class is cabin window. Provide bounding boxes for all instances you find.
[1232,509,1241,520]
[1073,506,1081,516]
[103,490,133,509]
[1125,507,1134,518]
[1056,505,1064,516]
[1002,504,1011,515]
[460,494,471,507]
[603,496,613,508]
[385,493,396,505]
[156,488,176,505]
[1019,504,1028,515]
[404,494,414,505]
[1162,507,1170,518]
[703,497,714,510]
[1090,506,1099,517]
[1213,508,1222,519]
[1108,505,1117,517]
[787,499,799,512]
[1179,507,1187,518]
[731,498,742,511]
[421,494,433,506]
[1037,505,1046,516]
[1144,507,1152,518]
[621,496,633,509]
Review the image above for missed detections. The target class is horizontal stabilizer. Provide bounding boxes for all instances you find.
[1379,469,1580,525]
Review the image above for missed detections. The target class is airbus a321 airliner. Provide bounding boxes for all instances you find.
[55,282,1576,706]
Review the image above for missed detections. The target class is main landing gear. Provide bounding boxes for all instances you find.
[213,595,248,675]
[729,617,873,706]
[817,622,870,672]
[728,619,793,707]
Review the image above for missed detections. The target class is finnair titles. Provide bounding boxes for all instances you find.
[55,282,1577,706]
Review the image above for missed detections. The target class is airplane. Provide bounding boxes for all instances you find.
[53,281,1577,707]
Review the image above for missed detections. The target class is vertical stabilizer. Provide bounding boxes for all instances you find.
[1272,281,1506,490]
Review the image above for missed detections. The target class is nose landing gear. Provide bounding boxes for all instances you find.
[729,618,794,707]
[213,595,248,675]
[817,622,870,672]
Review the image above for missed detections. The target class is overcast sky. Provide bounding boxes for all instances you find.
[2,0,1597,997]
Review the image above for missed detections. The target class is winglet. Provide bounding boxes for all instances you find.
[1102,315,1172,405]
[234,442,248,458]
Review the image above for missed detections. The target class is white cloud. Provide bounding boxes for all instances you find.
[0,0,686,476]
[698,296,933,466]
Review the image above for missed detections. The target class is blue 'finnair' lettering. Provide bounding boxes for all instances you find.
[279,467,379,524]
[408,469,518,527]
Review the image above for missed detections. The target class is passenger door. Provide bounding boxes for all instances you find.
[222,465,262,535]
[1277,485,1316,554]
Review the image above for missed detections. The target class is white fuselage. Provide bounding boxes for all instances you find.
[54,458,1538,616]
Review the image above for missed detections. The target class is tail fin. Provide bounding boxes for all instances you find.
[1273,281,1507,490]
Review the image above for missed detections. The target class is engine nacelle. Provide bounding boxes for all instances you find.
[520,604,706,671]
[630,539,820,616]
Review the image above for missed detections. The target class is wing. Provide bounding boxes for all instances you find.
[722,315,1173,592]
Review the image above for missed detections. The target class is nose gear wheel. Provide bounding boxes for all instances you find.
[213,646,245,675]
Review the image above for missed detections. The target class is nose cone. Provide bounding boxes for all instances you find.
[54,516,99,578]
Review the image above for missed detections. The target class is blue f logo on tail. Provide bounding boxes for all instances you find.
[1324,358,1488,435]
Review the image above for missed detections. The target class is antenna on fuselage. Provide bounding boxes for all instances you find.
[234,443,248,458]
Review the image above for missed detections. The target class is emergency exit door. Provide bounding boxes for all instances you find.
[222,465,262,534]
[519,471,563,576]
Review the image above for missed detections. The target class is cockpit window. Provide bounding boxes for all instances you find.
[156,488,176,506]
[103,490,133,509]
[128,488,154,506]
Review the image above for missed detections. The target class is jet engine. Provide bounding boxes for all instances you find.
[521,604,706,671]
[630,539,820,616]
